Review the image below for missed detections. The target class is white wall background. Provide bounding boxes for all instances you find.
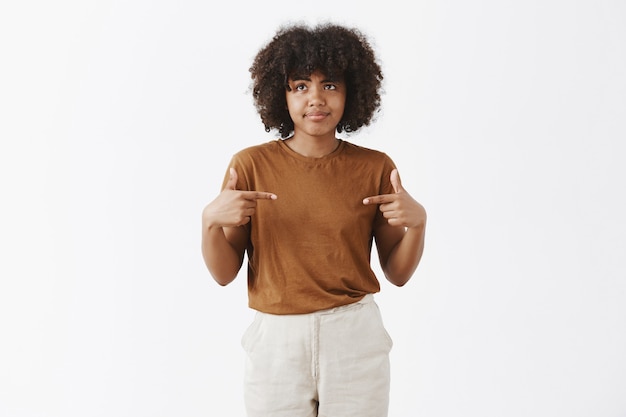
[1,0,625,416]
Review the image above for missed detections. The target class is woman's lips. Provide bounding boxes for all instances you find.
[305,111,329,121]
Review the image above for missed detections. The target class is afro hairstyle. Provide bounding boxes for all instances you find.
[249,23,384,138]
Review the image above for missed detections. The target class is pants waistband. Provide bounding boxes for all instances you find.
[315,294,374,316]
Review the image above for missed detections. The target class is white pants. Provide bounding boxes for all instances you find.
[241,294,393,417]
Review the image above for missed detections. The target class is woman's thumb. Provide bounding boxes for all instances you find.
[226,167,238,190]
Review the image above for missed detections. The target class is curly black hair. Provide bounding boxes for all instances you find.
[249,23,383,138]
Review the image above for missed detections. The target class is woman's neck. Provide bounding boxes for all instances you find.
[284,135,340,158]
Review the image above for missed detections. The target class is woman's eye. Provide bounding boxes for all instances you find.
[324,84,337,90]
[295,84,307,91]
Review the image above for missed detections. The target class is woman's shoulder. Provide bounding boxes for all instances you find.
[234,140,281,156]
[342,140,393,162]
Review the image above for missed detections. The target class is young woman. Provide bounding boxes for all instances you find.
[201,22,427,417]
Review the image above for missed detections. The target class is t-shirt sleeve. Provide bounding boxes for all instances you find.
[379,153,397,195]
[220,154,250,192]
[373,153,398,228]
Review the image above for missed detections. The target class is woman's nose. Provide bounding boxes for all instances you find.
[308,86,325,106]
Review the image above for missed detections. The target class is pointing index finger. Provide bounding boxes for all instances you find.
[362,194,394,205]
[243,191,277,200]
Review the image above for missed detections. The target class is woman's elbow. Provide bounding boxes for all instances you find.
[385,273,412,287]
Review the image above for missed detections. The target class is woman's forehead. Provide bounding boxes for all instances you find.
[288,69,344,81]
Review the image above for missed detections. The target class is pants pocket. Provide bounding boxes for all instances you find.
[241,312,263,353]
[370,302,394,352]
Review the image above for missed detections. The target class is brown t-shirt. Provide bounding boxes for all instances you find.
[223,139,396,314]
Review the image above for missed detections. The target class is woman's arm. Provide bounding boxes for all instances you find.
[201,168,277,285]
[201,222,248,286]
[363,169,427,286]
[372,222,426,286]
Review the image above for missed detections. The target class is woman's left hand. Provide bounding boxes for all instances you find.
[362,169,427,229]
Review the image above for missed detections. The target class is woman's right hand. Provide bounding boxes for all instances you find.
[202,168,277,229]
